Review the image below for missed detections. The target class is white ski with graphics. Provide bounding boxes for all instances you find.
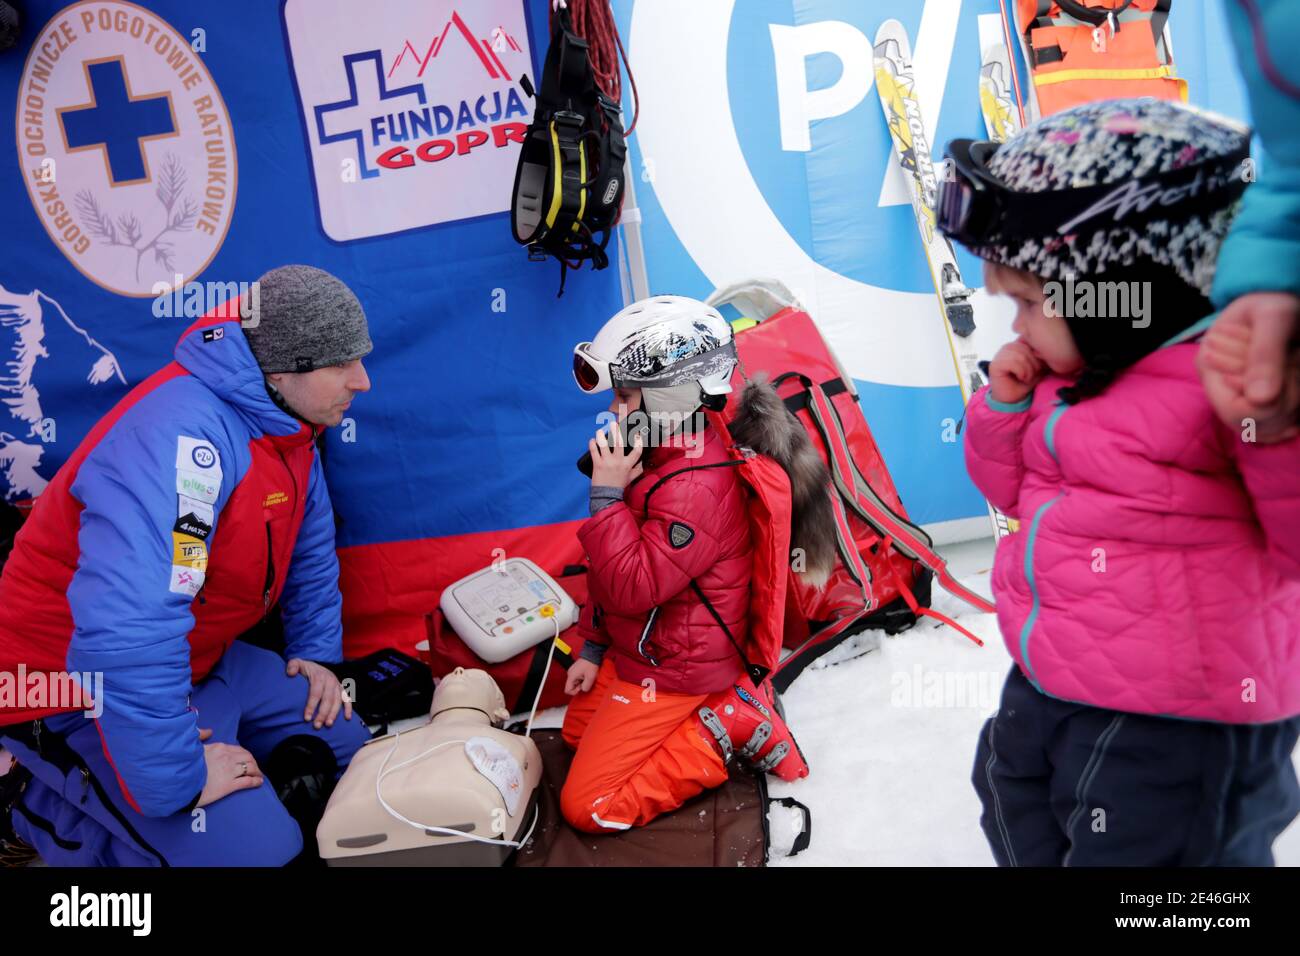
[979,41,1023,143]
[873,18,1013,540]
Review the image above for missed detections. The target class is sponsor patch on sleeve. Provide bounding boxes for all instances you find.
[168,565,205,597]
[176,436,222,479]
[175,470,220,505]
[175,494,214,540]
[171,532,209,571]
[668,522,695,549]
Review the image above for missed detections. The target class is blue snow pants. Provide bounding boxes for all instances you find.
[1,641,371,866]
[973,665,1300,866]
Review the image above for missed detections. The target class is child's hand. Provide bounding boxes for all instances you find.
[565,658,599,696]
[989,339,1045,405]
[589,428,644,488]
[1198,293,1300,444]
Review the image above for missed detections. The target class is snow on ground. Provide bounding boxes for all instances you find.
[765,537,1011,866]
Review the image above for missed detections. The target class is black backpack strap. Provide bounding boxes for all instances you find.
[637,459,767,684]
[1055,0,1135,26]
[640,460,744,518]
[689,580,768,685]
[511,639,569,715]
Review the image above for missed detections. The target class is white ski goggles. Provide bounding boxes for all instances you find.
[574,339,739,393]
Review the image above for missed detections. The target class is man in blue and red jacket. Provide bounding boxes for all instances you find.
[0,265,372,866]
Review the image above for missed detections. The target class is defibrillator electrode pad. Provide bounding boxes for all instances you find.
[440,558,578,663]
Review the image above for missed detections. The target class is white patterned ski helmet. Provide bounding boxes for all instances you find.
[573,295,738,418]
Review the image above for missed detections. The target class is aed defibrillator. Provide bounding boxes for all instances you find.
[439,558,579,664]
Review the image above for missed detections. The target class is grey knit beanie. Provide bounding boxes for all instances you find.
[243,265,373,374]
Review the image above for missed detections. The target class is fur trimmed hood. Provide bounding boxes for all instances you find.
[728,374,837,588]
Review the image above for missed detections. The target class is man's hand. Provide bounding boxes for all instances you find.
[196,727,263,808]
[1198,293,1300,444]
[565,658,600,696]
[286,658,353,729]
[989,339,1045,405]
[589,428,644,489]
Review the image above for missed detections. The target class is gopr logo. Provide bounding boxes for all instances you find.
[284,0,534,241]
[15,0,236,298]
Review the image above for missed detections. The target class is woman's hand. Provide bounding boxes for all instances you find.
[1198,293,1300,444]
[196,727,264,808]
[565,658,600,696]
[589,428,644,489]
[286,658,353,729]
[989,339,1045,405]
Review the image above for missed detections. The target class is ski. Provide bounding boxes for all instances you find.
[977,10,1024,143]
[873,18,1014,540]
[978,40,1023,142]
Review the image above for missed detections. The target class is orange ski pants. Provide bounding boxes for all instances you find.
[560,658,728,833]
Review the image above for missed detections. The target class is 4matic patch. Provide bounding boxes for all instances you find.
[668,522,695,549]
[175,494,214,540]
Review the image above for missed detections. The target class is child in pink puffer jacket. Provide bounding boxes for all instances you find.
[939,98,1300,865]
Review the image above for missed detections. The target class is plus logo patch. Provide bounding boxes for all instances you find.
[17,1,236,297]
[283,0,533,241]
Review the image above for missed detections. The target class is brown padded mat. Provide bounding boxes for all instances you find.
[511,730,768,867]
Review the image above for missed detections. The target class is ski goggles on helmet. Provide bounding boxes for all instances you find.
[573,340,739,393]
[572,342,612,393]
[937,137,1253,249]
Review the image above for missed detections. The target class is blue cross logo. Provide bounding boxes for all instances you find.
[315,50,426,180]
[59,56,177,186]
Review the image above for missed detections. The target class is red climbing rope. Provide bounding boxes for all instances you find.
[549,0,639,134]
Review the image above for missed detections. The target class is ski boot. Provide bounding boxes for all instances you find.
[697,675,809,781]
[0,761,38,867]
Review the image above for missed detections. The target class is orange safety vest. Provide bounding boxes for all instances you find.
[1018,0,1187,117]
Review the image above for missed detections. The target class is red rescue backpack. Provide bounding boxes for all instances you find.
[712,285,994,692]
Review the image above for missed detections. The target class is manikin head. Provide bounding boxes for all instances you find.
[430,668,511,725]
